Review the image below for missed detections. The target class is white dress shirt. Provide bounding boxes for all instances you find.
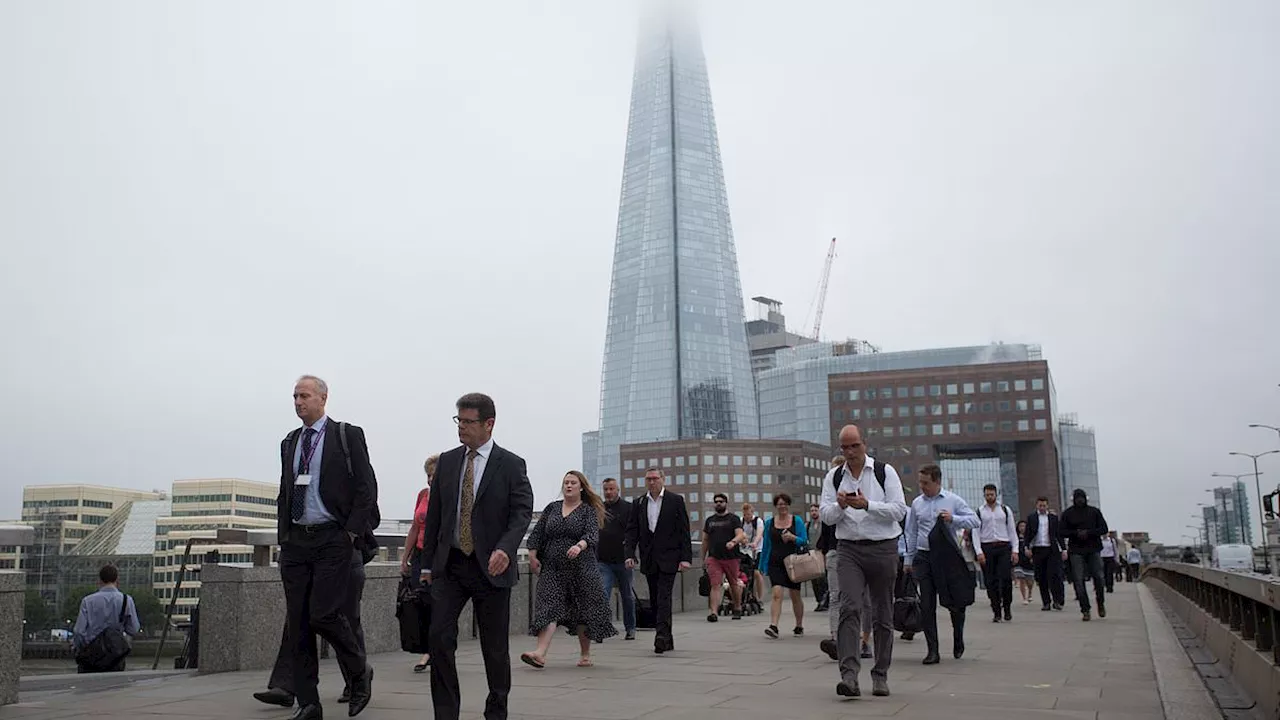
[1033,512,1051,547]
[646,489,665,532]
[453,437,494,548]
[818,456,907,542]
[1100,537,1117,558]
[977,502,1020,556]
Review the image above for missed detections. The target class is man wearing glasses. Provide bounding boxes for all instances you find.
[420,393,534,720]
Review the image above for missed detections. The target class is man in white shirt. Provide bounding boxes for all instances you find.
[819,425,908,700]
[974,483,1019,623]
[1100,531,1118,593]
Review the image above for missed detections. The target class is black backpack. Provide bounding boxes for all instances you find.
[76,594,132,671]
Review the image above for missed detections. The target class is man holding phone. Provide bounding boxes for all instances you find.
[819,425,908,700]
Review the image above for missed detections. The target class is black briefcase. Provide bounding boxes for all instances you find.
[396,577,432,653]
[634,590,656,629]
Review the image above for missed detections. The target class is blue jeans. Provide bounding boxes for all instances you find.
[598,562,636,632]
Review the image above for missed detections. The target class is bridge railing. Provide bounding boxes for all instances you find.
[1143,562,1280,718]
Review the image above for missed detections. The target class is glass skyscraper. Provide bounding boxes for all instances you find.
[583,7,758,484]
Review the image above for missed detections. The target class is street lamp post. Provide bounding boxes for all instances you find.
[1231,447,1280,574]
[1211,472,1261,544]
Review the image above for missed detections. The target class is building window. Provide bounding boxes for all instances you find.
[732,456,743,466]
[865,388,878,400]
[762,456,773,466]
[623,478,633,489]
[1035,418,1048,431]
[704,474,714,483]
[688,456,697,466]
[718,456,729,466]
[896,387,909,399]
[929,385,942,396]
[867,408,878,419]
[981,402,994,413]
[719,474,729,484]
[916,445,929,456]
[900,425,911,437]
[912,386,925,398]
[946,383,959,395]
[914,405,926,417]
[1033,398,1046,410]
[689,492,700,503]
[949,423,961,435]
[883,427,895,438]
[747,456,758,466]
[947,403,959,415]
[979,381,992,393]
[733,474,744,484]
[866,427,880,437]
[1014,380,1027,391]
[649,459,658,469]
[1017,420,1030,431]
[996,381,1010,392]
[896,405,908,418]
[915,425,928,436]
[849,408,861,420]
[1016,399,1028,411]
[704,456,713,466]
[982,421,996,432]
[1032,378,1045,391]
[932,424,944,436]
[762,474,773,484]
[674,475,685,485]
[1000,421,1013,432]
[966,422,978,434]
[734,492,744,503]
[748,492,759,502]
[882,407,894,419]
[691,510,700,520]
[675,456,685,467]
[932,404,943,416]
[881,388,893,399]
[748,474,758,485]
[963,382,975,394]
[623,459,633,470]
[998,401,1011,412]
[662,457,672,468]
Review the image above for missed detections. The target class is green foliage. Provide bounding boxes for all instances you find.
[23,589,53,632]
[129,588,168,634]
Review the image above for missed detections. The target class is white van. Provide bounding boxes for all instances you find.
[1211,544,1253,571]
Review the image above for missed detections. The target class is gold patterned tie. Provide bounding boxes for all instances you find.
[459,450,478,555]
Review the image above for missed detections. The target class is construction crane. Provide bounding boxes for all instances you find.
[811,237,837,339]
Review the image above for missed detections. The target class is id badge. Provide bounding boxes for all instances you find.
[295,474,313,486]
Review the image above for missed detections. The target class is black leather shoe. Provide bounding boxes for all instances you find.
[836,681,860,698]
[820,638,838,660]
[922,652,940,665]
[953,639,965,659]
[254,688,296,708]
[1097,603,1106,619]
[338,687,350,703]
[1003,607,1012,621]
[290,705,323,720]
[347,665,373,717]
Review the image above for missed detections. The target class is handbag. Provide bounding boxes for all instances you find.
[698,570,711,597]
[784,549,826,584]
[893,574,923,633]
[396,576,432,654]
[76,594,132,671]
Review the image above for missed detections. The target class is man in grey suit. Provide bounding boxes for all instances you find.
[421,393,534,720]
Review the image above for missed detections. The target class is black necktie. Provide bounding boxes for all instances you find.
[290,428,317,521]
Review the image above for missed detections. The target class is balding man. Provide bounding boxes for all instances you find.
[277,375,379,719]
[819,425,907,700]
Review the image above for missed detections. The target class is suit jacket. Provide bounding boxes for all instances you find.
[1022,512,1065,554]
[927,520,974,610]
[624,491,692,575]
[276,419,379,546]
[419,443,534,589]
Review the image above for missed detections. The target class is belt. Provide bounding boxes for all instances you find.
[293,521,341,533]
[981,541,1011,547]
[839,537,896,546]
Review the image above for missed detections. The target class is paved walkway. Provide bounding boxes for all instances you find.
[4,582,1182,720]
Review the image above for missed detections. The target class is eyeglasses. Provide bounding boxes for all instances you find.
[453,416,485,426]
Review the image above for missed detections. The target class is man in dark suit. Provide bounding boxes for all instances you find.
[1021,496,1066,611]
[276,375,378,720]
[624,467,692,654]
[421,393,534,720]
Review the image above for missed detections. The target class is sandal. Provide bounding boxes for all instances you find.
[519,652,545,669]
[577,657,593,668]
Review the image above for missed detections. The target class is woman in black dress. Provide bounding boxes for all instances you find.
[759,492,808,639]
[520,471,616,669]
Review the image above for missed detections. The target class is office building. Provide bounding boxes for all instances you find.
[1058,414,1101,507]
[62,499,172,611]
[1203,482,1253,546]
[153,478,278,621]
[582,6,759,484]
[618,439,831,540]
[20,484,167,610]
[819,357,1061,517]
[745,297,818,378]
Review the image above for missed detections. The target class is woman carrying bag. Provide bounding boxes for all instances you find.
[759,493,808,639]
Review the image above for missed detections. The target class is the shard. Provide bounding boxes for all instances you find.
[583,4,759,484]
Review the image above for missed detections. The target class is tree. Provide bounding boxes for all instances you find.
[62,584,99,626]
[24,589,53,633]
[130,589,167,635]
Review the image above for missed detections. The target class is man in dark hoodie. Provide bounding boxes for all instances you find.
[1058,489,1109,622]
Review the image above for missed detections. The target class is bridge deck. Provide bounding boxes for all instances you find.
[4,582,1192,720]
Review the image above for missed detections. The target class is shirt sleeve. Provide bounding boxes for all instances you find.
[904,500,918,565]
[951,496,982,531]
[125,596,140,635]
[818,467,844,525]
[1006,506,1020,556]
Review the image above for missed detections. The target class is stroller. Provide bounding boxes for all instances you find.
[717,551,764,616]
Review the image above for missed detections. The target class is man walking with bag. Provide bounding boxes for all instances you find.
[974,483,1019,623]
[72,564,139,673]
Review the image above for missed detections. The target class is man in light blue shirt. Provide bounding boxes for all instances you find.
[72,564,140,672]
[903,463,980,665]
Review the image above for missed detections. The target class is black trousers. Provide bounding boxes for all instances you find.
[644,570,677,650]
[1069,552,1106,613]
[980,542,1013,613]
[279,525,367,707]
[812,574,829,605]
[1031,547,1066,607]
[429,548,512,720]
[269,549,366,693]
[912,550,965,655]
[1102,557,1117,592]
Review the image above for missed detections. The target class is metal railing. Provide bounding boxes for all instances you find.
[1145,563,1280,666]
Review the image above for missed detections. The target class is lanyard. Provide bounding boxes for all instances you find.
[298,421,325,474]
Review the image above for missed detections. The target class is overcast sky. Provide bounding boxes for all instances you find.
[2,1,1277,547]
